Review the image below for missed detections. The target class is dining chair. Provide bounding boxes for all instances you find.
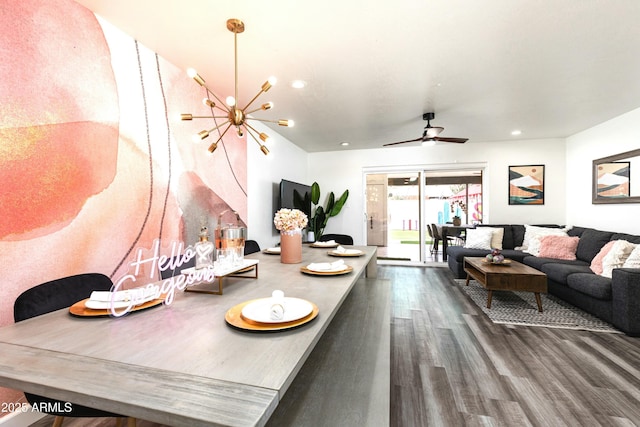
[160,256,196,279]
[14,273,136,427]
[244,239,261,255]
[426,223,437,254]
[318,234,354,245]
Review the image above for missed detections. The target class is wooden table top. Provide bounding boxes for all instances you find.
[0,245,377,427]
[464,256,546,276]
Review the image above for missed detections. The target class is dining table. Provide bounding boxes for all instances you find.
[0,245,387,427]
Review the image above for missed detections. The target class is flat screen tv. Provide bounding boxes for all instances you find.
[279,179,312,218]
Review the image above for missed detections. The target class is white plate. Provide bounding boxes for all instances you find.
[305,262,348,273]
[263,247,281,254]
[241,297,313,324]
[85,294,156,310]
[329,249,363,256]
[311,241,338,248]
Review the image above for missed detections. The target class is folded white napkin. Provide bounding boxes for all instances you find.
[267,247,281,253]
[334,246,361,255]
[89,288,154,304]
[306,259,345,271]
[270,290,285,320]
[315,240,336,246]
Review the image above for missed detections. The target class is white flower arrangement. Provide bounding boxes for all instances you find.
[273,208,308,232]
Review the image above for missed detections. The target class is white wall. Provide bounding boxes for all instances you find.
[307,139,566,244]
[565,107,640,234]
[247,121,309,249]
[248,108,640,247]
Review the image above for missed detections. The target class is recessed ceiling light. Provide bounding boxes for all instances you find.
[511,130,522,136]
[291,80,306,89]
[340,142,349,146]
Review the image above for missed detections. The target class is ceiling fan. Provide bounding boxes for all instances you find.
[383,112,468,147]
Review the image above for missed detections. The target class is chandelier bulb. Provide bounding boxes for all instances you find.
[278,120,294,127]
[226,96,236,107]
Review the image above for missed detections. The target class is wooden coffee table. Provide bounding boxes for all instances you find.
[463,257,548,312]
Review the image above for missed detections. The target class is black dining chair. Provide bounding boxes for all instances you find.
[160,256,196,279]
[14,273,136,427]
[244,240,261,255]
[318,234,354,245]
[427,223,438,254]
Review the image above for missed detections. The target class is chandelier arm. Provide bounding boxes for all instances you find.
[244,125,269,155]
[190,115,229,120]
[205,88,231,113]
[241,88,266,112]
[234,31,239,112]
[206,119,233,134]
[243,122,263,137]
[211,122,233,144]
[248,118,281,124]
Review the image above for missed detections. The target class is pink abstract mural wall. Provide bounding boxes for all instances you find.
[0,0,247,409]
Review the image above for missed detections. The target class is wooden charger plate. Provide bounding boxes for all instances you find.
[225,299,319,332]
[327,250,363,257]
[300,265,353,276]
[69,297,165,317]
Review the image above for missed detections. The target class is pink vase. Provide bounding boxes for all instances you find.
[280,229,302,264]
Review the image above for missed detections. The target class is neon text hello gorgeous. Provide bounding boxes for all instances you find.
[110,240,215,317]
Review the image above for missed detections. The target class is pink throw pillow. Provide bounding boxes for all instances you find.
[538,235,580,260]
[589,240,617,275]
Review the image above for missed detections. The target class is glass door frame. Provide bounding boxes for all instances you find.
[363,162,487,264]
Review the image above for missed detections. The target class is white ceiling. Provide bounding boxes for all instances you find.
[74,0,640,153]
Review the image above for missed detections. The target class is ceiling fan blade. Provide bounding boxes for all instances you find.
[434,136,468,144]
[382,137,422,147]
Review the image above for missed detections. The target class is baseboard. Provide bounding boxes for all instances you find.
[0,408,46,427]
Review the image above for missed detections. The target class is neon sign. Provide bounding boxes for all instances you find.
[109,239,215,317]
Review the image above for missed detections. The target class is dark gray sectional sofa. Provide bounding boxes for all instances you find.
[446,224,640,336]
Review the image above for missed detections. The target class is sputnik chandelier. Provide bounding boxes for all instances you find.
[181,18,293,155]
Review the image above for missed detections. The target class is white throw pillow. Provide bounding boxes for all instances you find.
[602,240,637,278]
[481,227,505,250]
[623,245,640,269]
[522,225,568,254]
[464,228,494,250]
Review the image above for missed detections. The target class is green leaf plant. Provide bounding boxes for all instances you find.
[309,182,349,240]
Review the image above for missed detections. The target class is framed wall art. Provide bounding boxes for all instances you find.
[509,165,545,205]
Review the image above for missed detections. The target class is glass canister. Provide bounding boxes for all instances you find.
[221,226,246,266]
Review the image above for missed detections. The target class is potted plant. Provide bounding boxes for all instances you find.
[308,182,349,241]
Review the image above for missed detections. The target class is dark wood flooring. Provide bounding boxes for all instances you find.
[30,265,640,426]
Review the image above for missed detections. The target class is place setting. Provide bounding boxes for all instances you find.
[310,239,339,248]
[327,245,364,257]
[225,290,319,331]
[69,287,165,317]
[300,259,353,276]
[263,246,281,255]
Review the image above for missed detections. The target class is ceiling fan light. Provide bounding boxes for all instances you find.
[421,140,436,147]
[425,126,444,138]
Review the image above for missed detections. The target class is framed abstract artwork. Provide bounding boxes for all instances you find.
[592,149,640,204]
[509,165,545,205]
